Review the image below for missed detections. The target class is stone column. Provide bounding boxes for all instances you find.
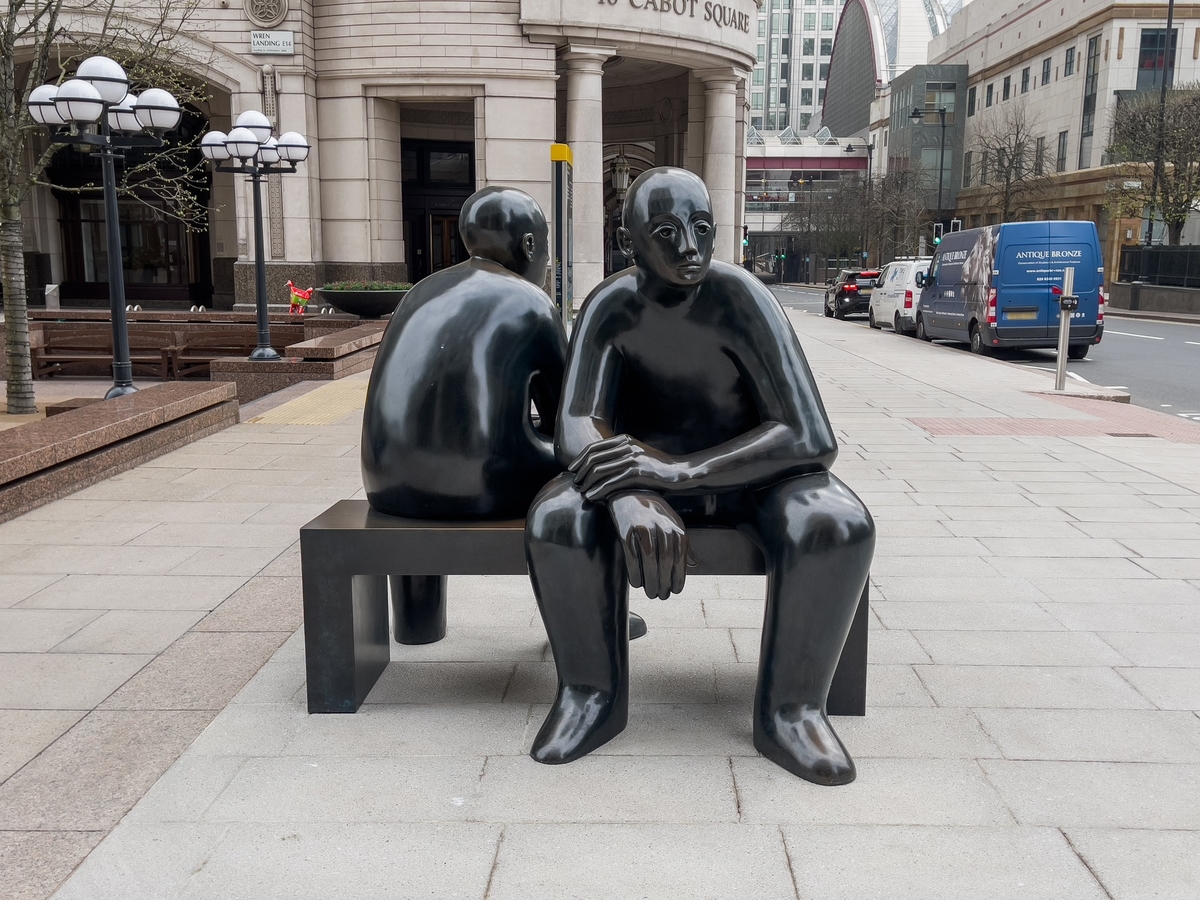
[698,69,740,265]
[563,45,614,301]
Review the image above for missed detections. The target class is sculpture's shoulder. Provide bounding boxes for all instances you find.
[574,270,640,335]
[399,260,559,328]
[702,261,784,314]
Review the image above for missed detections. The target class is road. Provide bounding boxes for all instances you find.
[770,284,1200,421]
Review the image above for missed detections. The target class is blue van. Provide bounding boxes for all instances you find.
[915,221,1105,358]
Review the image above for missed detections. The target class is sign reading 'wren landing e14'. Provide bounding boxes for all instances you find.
[520,0,757,61]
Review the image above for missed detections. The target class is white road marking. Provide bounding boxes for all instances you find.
[1186,341,1200,346]
[1105,330,1164,340]
[1105,385,1129,390]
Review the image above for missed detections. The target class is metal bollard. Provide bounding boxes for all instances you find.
[1054,267,1078,391]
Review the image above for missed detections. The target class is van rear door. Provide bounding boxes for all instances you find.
[996,223,1055,340]
[1048,222,1101,343]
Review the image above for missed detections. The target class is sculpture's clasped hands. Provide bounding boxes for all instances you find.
[568,434,689,502]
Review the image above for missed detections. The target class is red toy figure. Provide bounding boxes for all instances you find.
[288,280,313,315]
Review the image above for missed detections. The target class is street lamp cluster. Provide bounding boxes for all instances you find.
[200,112,310,360]
[27,56,182,398]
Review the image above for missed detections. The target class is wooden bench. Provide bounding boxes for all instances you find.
[300,499,868,716]
[31,324,176,380]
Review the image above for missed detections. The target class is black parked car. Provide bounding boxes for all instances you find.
[824,269,881,319]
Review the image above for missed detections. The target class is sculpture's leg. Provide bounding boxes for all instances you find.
[390,575,448,645]
[748,472,875,786]
[525,474,629,763]
[629,611,648,640]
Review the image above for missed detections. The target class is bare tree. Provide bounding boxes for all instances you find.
[870,165,933,263]
[1107,84,1200,245]
[1,0,208,414]
[967,100,1054,223]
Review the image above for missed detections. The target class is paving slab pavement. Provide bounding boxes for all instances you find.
[1,316,1199,899]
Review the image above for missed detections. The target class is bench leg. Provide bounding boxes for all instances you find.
[827,581,869,717]
[389,575,447,645]
[303,572,390,713]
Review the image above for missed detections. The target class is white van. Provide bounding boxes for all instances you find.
[869,257,932,334]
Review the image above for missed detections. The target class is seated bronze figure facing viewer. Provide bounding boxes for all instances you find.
[524,167,875,785]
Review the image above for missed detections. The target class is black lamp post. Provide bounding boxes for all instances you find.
[911,106,948,235]
[27,58,181,399]
[845,140,875,265]
[1144,0,1176,246]
[200,113,310,360]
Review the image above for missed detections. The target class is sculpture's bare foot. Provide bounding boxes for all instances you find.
[754,703,856,786]
[530,685,627,764]
[629,611,647,640]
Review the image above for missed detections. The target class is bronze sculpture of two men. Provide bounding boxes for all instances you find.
[361,168,874,786]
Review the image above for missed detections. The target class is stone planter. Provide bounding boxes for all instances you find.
[314,289,407,319]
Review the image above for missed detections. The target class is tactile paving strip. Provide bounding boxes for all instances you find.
[910,393,1200,444]
[247,378,368,426]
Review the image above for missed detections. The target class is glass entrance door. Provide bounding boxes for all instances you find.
[430,215,466,272]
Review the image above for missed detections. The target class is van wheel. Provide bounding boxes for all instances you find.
[868,308,880,329]
[969,324,989,355]
[916,314,931,341]
[1067,343,1090,360]
[824,297,833,317]
[894,312,906,334]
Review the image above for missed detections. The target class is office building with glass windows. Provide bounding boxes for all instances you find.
[749,0,852,134]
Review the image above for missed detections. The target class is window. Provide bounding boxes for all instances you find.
[818,88,825,103]
[1137,28,1178,91]
[802,62,814,79]
[1079,35,1101,168]
[769,87,778,105]
[757,45,765,62]
[799,113,812,128]
[1035,136,1046,175]
[803,12,816,29]
[1042,57,1052,85]
[963,150,973,187]
[819,62,829,80]
[1064,47,1075,76]
[985,83,994,107]
[821,12,834,29]
[820,37,833,55]
[801,88,813,105]
[1002,75,1011,100]
[1021,67,1030,93]
[980,151,989,184]
[752,116,763,129]
[772,39,781,56]
[753,69,765,86]
[967,85,976,116]
[771,63,780,81]
[752,92,764,109]
[772,13,780,32]
[1056,130,1068,172]
[802,38,815,55]
[758,18,766,36]
[926,82,957,123]
[782,13,790,30]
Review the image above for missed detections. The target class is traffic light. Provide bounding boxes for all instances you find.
[933,222,944,245]
[742,225,749,247]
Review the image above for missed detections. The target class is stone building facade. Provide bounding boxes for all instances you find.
[22,0,757,309]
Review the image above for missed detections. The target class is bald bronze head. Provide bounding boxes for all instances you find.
[459,187,550,285]
[617,167,715,288]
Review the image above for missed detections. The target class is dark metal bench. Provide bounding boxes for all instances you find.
[300,499,869,716]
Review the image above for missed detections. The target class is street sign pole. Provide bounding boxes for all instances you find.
[551,143,574,328]
[1055,267,1078,391]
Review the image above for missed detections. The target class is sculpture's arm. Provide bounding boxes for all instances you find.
[528,313,569,438]
[553,294,624,468]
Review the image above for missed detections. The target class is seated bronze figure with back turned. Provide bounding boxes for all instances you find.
[361,186,646,645]
[524,167,875,785]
